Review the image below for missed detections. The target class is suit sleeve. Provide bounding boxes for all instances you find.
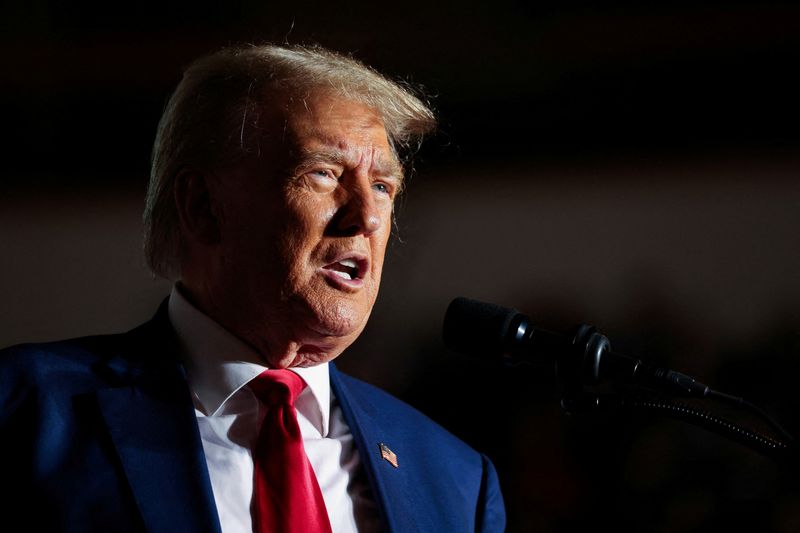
[476,453,506,532]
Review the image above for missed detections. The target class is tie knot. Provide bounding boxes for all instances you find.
[249,369,306,407]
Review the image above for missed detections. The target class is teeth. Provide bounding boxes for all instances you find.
[330,270,352,280]
[338,259,358,269]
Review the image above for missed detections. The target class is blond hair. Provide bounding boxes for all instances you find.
[143,44,436,279]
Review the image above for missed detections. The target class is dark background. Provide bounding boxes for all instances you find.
[2,1,800,531]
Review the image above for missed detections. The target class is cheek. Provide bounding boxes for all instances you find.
[278,197,333,266]
[285,188,336,229]
[367,231,391,291]
[218,198,287,279]
[373,220,393,259]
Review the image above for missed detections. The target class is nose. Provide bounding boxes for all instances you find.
[330,178,382,237]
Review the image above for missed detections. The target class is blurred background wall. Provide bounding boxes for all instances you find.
[2,1,799,531]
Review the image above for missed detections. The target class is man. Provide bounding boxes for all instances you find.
[0,44,505,532]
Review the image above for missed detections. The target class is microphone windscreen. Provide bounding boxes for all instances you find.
[442,297,521,359]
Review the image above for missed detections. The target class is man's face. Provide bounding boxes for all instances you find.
[205,93,401,367]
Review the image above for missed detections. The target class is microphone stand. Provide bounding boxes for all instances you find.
[555,324,797,468]
[441,297,796,467]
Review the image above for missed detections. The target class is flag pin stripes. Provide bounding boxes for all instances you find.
[379,443,399,468]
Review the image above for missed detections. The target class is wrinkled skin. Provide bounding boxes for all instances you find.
[178,93,402,368]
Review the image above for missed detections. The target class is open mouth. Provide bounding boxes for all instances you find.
[321,256,367,283]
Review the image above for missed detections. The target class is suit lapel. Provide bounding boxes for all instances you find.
[330,366,422,533]
[98,381,221,533]
[96,302,221,533]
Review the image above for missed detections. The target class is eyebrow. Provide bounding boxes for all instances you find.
[291,146,404,182]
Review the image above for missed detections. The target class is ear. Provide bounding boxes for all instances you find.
[174,167,221,246]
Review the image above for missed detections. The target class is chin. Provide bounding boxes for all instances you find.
[305,297,371,340]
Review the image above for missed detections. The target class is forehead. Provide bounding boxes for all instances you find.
[281,94,401,174]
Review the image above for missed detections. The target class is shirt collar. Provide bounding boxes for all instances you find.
[167,285,331,436]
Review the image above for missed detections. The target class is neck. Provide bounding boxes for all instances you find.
[175,279,343,369]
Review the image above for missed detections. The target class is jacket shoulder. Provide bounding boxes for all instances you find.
[1,335,118,383]
[0,311,178,416]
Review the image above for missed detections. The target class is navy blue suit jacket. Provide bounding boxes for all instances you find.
[0,305,505,532]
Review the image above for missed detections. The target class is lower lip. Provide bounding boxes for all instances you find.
[319,268,365,291]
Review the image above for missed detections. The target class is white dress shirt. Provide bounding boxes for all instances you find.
[167,287,380,533]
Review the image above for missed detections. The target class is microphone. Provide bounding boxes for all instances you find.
[443,297,711,397]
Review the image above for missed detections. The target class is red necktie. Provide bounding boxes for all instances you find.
[249,369,333,533]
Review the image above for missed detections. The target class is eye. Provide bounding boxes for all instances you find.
[372,181,396,198]
[297,167,340,193]
[308,168,337,180]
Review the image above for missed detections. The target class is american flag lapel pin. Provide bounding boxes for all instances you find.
[379,442,399,468]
